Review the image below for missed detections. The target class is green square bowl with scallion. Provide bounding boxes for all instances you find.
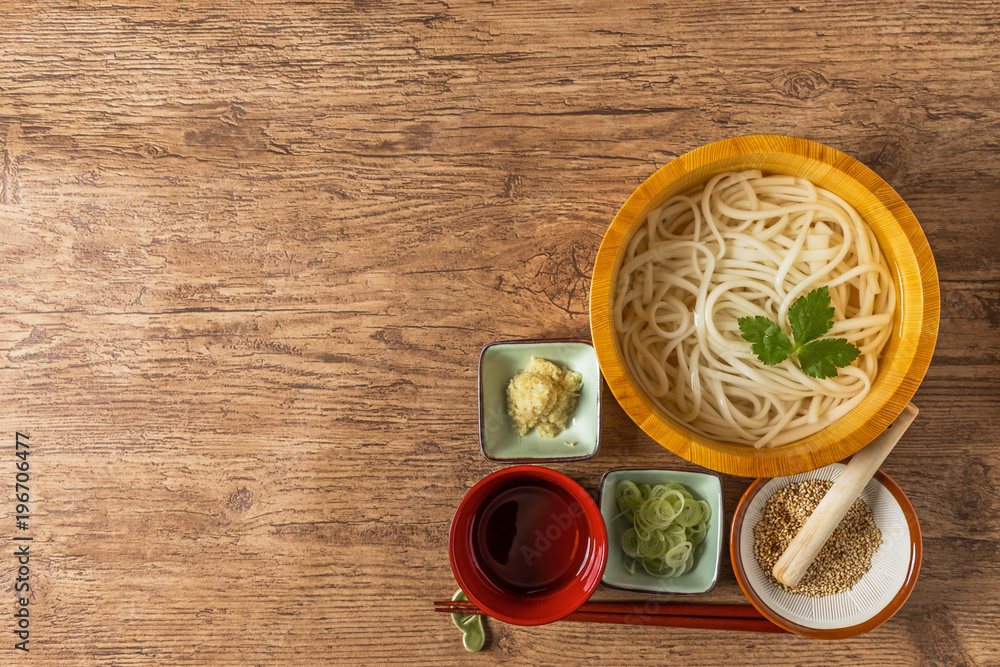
[597,468,724,594]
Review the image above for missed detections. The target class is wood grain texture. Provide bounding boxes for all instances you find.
[0,0,997,664]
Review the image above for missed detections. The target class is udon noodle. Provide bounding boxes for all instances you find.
[613,170,895,448]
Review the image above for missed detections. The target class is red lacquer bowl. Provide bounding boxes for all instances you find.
[449,466,608,626]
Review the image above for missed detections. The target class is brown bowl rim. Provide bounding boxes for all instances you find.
[478,338,602,464]
[729,466,922,639]
[589,133,940,477]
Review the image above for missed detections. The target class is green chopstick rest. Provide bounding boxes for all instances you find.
[450,590,484,652]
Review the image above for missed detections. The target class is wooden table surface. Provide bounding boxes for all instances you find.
[1,1,998,665]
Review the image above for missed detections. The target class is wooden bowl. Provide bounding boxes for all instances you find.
[589,135,939,477]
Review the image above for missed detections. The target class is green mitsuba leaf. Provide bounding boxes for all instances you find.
[788,285,835,346]
[756,323,793,366]
[739,287,862,379]
[796,338,861,379]
[739,316,793,366]
[737,316,775,344]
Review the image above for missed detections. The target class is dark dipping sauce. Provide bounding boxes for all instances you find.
[471,479,590,596]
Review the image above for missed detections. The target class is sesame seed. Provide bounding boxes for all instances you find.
[753,479,881,597]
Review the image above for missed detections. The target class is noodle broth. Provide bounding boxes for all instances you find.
[611,170,896,449]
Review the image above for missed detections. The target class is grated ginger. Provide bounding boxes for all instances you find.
[505,357,582,437]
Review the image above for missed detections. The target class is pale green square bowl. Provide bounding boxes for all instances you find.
[598,468,724,594]
[478,339,601,463]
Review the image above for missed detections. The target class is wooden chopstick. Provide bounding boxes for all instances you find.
[562,610,785,633]
[434,600,786,634]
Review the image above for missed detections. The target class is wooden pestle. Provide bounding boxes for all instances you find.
[772,403,919,588]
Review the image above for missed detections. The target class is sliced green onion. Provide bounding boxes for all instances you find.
[676,498,704,527]
[614,480,711,580]
[638,531,669,559]
[621,527,640,558]
[687,521,708,545]
[616,480,644,513]
[664,541,693,568]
